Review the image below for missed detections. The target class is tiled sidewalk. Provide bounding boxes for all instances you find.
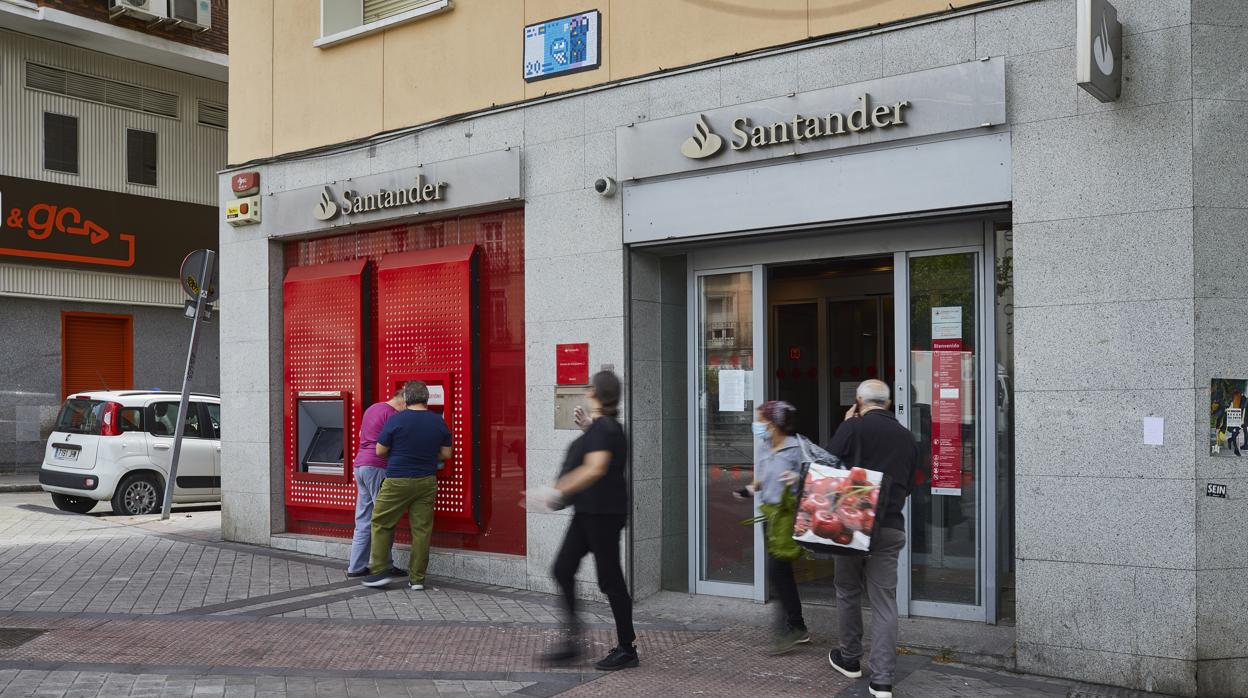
[0,493,1176,697]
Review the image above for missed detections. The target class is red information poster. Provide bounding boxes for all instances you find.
[930,307,963,496]
[556,343,590,385]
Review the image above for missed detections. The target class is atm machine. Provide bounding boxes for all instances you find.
[377,245,480,533]
[282,259,369,529]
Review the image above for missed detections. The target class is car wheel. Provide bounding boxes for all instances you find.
[50,493,97,514]
[112,473,162,516]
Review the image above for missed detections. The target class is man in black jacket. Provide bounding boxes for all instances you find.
[825,379,918,698]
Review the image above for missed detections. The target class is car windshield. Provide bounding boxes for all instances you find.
[55,398,106,435]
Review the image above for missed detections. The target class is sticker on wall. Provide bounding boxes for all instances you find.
[1207,483,1229,498]
[1210,378,1248,457]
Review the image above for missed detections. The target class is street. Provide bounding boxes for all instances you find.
[0,491,1161,698]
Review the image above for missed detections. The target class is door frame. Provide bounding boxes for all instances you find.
[687,264,768,601]
[685,216,1003,621]
[895,244,994,623]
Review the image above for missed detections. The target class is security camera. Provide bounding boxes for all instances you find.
[594,177,618,197]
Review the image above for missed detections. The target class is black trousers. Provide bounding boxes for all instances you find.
[767,552,806,632]
[552,512,636,648]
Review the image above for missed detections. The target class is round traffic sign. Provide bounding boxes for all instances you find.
[180,249,219,303]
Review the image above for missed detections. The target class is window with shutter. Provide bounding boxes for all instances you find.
[61,313,133,399]
[43,112,78,174]
[363,0,439,23]
[126,129,158,186]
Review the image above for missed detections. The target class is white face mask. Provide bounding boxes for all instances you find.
[751,421,770,440]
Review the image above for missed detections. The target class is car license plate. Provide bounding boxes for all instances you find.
[55,447,78,461]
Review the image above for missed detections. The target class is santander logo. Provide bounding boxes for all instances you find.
[680,115,723,159]
[1093,13,1114,76]
[313,187,338,221]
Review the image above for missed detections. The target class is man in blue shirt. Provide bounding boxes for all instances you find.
[361,380,452,591]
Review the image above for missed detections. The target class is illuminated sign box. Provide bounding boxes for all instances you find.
[523,10,600,82]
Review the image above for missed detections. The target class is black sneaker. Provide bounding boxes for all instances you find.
[389,566,408,577]
[360,570,400,588]
[540,639,581,665]
[594,645,639,671]
[828,649,862,678]
[868,683,893,698]
[346,568,369,578]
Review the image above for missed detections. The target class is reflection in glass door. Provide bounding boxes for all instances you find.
[692,269,760,596]
[905,251,982,614]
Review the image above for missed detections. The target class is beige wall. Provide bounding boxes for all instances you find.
[229,0,996,163]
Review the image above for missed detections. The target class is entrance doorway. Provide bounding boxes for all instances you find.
[770,256,894,604]
[686,219,1010,622]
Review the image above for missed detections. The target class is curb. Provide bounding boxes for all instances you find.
[0,483,41,493]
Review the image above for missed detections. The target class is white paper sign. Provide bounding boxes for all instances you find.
[1143,417,1164,446]
[839,382,858,406]
[718,369,746,412]
[1228,408,1244,429]
[932,306,963,340]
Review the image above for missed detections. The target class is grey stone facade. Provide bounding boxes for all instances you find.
[0,297,220,477]
[219,1,1243,694]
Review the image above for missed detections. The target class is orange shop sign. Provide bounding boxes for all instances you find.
[0,174,215,277]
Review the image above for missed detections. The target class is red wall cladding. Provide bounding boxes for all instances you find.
[284,209,525,556]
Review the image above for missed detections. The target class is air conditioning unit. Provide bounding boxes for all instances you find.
[108,0,169,21]
[169,0,211,31]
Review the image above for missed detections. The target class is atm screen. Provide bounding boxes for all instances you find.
[304,426,344,472]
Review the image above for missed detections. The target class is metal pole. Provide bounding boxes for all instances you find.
[161,250,215,520]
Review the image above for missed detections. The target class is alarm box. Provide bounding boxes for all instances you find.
[224,196,260,226]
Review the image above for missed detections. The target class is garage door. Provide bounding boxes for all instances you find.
[62,313,133,398]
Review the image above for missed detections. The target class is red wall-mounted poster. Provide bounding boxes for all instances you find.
[930,307,963,496]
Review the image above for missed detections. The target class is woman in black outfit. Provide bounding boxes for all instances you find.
[542,370,638,671]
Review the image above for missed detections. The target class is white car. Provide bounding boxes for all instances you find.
[39,390,222,516]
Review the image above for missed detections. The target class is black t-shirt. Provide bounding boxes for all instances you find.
[826,409,918,531]
[559,416,628,515]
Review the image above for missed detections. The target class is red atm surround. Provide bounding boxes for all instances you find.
[281,209,525,555]
[282,259,368,518]
[378,244,480,533]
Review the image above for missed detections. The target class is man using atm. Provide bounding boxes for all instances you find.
[362,380,452,591]
[346,389,407,578]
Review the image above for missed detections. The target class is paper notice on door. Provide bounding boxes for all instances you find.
[839,382,858,406]
[1143,417,1164,446]
[718,369,746,412]
[932,306,963,340]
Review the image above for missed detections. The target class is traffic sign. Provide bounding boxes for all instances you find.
[180,249,219,302]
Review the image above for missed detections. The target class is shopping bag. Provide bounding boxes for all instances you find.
[758,489,803,561]
[792,436,890,556]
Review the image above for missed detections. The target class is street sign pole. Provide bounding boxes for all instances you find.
[161,249,215,521]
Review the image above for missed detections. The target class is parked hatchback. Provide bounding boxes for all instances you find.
[39,391,222,515]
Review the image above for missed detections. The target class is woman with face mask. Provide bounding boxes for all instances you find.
[738,400,808,654]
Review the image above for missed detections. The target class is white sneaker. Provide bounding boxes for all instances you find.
[868,683,893,698]
[409,583,425,591]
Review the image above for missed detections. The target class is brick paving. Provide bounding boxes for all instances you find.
[0,493,1178,697]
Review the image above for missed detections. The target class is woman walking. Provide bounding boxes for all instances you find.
[745,400,809,654]
[540,370,638,671]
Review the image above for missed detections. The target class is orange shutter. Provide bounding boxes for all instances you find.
[61,313,133,398]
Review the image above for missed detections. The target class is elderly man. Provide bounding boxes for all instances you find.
[361,381,451,591]
[825,379,918,698]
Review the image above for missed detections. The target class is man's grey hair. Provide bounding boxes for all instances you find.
[856,379,890,407]
[402,380,429,406]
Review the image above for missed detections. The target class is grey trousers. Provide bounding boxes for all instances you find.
[834,527,907,685]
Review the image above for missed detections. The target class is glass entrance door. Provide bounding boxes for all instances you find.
[898,249,988,620]
[691,267,764,598]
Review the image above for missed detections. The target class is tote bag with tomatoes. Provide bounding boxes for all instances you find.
[792,438,889,555]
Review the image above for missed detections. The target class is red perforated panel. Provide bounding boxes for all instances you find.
[282,259,368,513]
[378,245,478,532]
[283,209,525,555]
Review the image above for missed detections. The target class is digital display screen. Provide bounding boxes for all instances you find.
[523,10,600,82]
